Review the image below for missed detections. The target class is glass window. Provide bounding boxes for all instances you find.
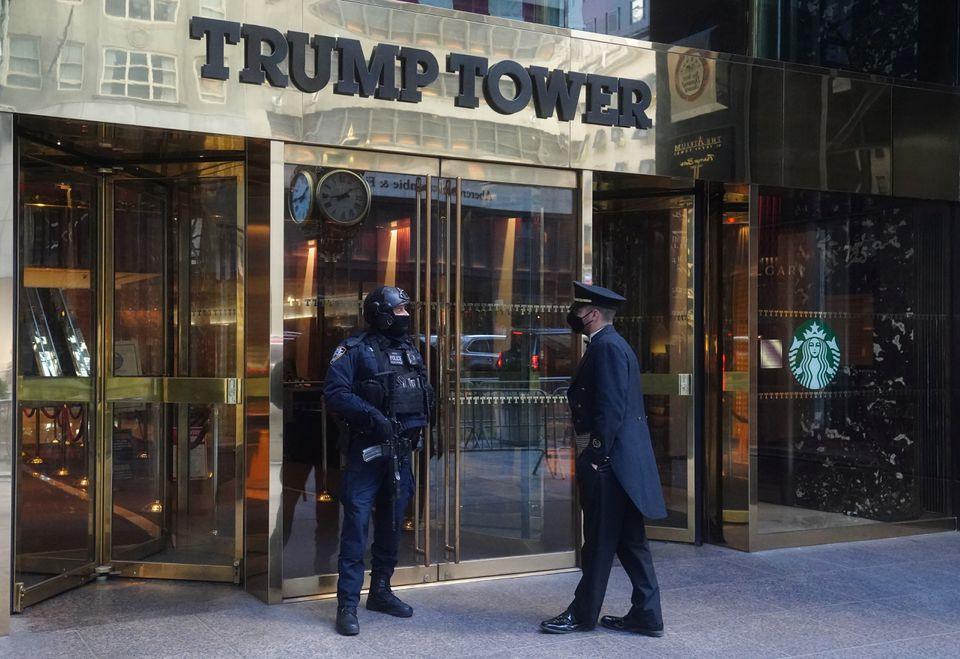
[756,0,959,85]
[101,48,178,102]
[195,56,227,103]
[104,0,178,22]
[58,42,84,91]
[198,0,225,19]
[8,35,42,89]
[755,187,954,534]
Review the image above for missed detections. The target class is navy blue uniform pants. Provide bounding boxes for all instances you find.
[337,449,414,608]
[571,452,663,628]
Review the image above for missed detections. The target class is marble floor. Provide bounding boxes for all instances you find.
[5,532,960,658]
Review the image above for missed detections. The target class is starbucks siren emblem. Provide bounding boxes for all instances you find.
[788,320,840,390]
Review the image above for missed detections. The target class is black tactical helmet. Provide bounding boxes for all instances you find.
[363,286,411,331]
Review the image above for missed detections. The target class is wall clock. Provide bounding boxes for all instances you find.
[315,169,371,227]
[287,168,316,224]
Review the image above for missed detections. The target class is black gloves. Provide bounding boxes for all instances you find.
[368,412,394,440]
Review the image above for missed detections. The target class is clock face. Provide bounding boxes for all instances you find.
[288,169,315,224]
[316,170,370,226]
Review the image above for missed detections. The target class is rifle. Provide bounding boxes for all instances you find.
[358,371,405,531]
[360,424,403,532]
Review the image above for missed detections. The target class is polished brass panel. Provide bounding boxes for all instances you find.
[285,145,439,177]
[569,37,657,174]
[21,267,92,290]
[282,564,439,600]
[103,377,163,402]
[163,377,241,404]
[722,371,749,392]
[439,551,576,581]
[110,561,237,581]
[580,170,593,286]
[264,141,287,603]
[16,567,96,612]
[301,3,571,167]
[245,378,269,398]
[244,138,275,603]
[640,373,689,396]
[0,112,14,635]
[18,377,93,402]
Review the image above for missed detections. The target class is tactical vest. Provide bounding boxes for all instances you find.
[353,332,430,419]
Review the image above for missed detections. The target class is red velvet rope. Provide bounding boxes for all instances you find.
[58,404,86,443]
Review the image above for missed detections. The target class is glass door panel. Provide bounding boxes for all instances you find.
[593,176,696,542]
[110,401,165,561]
[16,403,95,589]
[108,171,242,578]
[435,173,579,577]
[281,162,440,595]
[15,156,99,608]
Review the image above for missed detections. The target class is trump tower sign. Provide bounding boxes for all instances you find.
[189,17,654,130]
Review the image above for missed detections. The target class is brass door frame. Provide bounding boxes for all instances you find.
[589,185,699,545]
[275,147,579,599]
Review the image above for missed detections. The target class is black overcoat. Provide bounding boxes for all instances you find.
[567,325,667,519]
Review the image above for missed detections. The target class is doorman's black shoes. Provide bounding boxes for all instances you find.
[600,614,664,637]
[540,609,592,634]
[336,606,359,636]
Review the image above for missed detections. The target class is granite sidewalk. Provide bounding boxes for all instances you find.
[5,532,960,658]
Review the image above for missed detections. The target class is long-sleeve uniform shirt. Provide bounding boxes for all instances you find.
[323,331,430,438]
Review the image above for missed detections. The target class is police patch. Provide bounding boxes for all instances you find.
[330,346,347,364]
[388,351,404,365]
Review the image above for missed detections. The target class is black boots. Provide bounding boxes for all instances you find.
[366,575,414,618]
[336,606,359,636]
[337,577,411,636]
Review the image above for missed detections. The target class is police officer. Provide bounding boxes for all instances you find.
[540,281,667,637]
[324,286,433,637]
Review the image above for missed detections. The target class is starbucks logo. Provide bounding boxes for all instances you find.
[788,320,840,390]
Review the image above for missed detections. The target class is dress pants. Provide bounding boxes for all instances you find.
[571,452,663,628]
[336,449,414,608]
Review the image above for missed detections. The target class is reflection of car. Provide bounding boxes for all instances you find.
[417,334,508,372]
[495,328,576,393]
[460,334,507,371]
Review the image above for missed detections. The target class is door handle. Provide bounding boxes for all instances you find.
[415,175,431,566]
[452,177,462,564]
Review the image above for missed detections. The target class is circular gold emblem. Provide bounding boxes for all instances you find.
[674,54,709,102]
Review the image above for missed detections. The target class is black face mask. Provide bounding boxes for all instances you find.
[566,310,587,334]
[383,315,411,338]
